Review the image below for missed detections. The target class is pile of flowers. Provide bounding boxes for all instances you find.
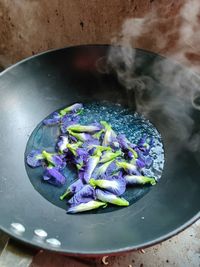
[27,103,156,213]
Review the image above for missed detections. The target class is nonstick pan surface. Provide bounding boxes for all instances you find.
[0,45,199,255]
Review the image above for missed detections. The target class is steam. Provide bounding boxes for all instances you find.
[108,0,200,152]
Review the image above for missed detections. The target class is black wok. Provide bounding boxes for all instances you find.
[0,45,199,255]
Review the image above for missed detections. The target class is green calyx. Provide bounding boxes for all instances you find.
[60,188,71,200]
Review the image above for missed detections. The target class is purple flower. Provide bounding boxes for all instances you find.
[101,121,118,147]
[59,103,83,116]
[117,134,138,158]
[43,112,61,125]
[105,161,119,176]
[82,139,101,154]
[60,114,80,134]
[68,130,96,142]
[117,134,130,149]
[42,150,66,170]
[68,185,95,205]
[100,150,122,163]
[26,150,44,168]
[43,167,66,186]
[137,135,154,155]
[90,173,126,196]
[94,159,115,178]
[57,135,69,153]
[96,189,129,206]
[130,158,146,169]
[87,145,111,155]
[124,175,156,185]
[60,179,84,200]
[67,200,106,214]
[67,124,102,133]
[116,161,141,175]
[74,148,89,170]
[66,142,82,156]
[83,151,101,183]
[93,129,105,140]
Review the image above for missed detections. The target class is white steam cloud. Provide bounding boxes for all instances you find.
[108,0,200,152]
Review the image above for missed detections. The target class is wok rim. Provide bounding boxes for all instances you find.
[0,44,199,255]
[0,213,199,255]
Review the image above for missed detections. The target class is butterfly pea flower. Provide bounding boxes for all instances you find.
[132,152,153,168]
[68,185,95,205]
[93,129,105,140]
[43,167,66,186]
[67,200,106,214]
[26,150,44,168]
[137,135,154,155]
[74,148,89,170]
[60,114,81,134]
[83,149,102,183]
[42,150,66,170]
[117,134,138,158]
[116,161,141,175]
[104,161,120,177]
[89,174,126,196]
[94,159,115,178]
[60,179,84,200]
[59,103,83,116]
[67,124,101,133]
[66,141,82,156]
[101,121,118,147]
[124,175,156,185]
[82,139,100,154]
[68,130,96,143]
[96,189,129,206]
[130,158,146,169]
[88,145,111,154]
[57,135,69,153]
[100,150,122,164]
[43,112,61,125]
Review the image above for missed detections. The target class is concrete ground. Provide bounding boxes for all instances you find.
[0,220,199,267]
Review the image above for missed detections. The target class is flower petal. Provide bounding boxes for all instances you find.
[116,161,141,175]
[117,134,138,158]
[96,189,129,206]
[68,130,95,142]
[67,124,102,133]
[67,200,106,213]
[101,121,117,147]
[26,150,43,167]
[100,150,122,163]
[66,142,82,156]
[93,129,105,140]
[57,135,69,153]
[90,174,126,196]
[43,112,61,125]
[83,154,101,183]
[43,167,66,186]
[68,185,95,205]
[94,159,115,178]
[124,175,156,185]
[42,150,66,170]
[60,114,80,134]
[59,103,83,116]
[60,179,84,200]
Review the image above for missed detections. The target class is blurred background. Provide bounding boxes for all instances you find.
[1,0,200,71]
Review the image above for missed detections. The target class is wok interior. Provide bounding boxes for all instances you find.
[0,45,199,253]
